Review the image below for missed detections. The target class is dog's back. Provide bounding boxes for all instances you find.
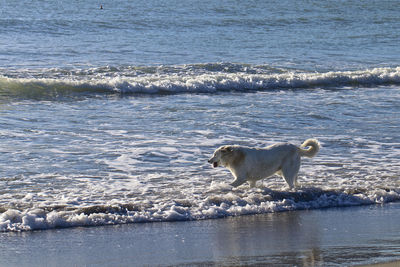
[233,143,298,180]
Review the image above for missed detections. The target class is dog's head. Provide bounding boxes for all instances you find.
[208,145,234,168]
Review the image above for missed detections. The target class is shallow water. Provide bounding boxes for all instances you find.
[1,0,399,231]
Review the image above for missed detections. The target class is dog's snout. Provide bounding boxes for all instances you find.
[208,153,219,168]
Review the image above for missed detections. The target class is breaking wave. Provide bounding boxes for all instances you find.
[1,186,399,232]
[1,64,400,98]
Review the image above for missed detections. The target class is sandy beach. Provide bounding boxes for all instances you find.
[1,202,399,267]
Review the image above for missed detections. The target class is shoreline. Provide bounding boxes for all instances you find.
[1,202,400,266]
[360,261,400,267]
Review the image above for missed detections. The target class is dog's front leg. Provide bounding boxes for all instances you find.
[230,178,246,187]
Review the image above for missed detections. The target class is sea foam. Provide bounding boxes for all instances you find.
[1,187,399,232]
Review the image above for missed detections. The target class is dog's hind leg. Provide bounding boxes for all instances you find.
[280,156,301,189]
[281,170,296,189]
[249,180,256,188]
[292,176,299,190]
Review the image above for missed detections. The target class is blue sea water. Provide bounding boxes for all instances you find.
[0,0,399,231]
[2,0,400,69]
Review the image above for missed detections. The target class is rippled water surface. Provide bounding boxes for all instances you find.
[1,84,399,231]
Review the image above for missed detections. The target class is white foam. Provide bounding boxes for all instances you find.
[1,186,399,232]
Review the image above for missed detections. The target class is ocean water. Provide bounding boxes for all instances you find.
[0,0,399,231]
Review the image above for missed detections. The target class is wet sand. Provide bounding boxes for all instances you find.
[360,261,400,267]
[1,202,400,266]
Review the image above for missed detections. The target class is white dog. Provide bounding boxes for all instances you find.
[208,139,320,189]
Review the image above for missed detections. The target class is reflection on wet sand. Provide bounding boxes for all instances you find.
[212,211,324,266]
[210,204,400,266]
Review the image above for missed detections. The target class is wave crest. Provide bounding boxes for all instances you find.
[1,64,400,99]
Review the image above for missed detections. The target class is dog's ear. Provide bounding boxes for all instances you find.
[221,146,233,153]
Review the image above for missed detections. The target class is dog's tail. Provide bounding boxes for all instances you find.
[298,139,320,158]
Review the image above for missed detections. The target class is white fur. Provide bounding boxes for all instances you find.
[208,139,320,189]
